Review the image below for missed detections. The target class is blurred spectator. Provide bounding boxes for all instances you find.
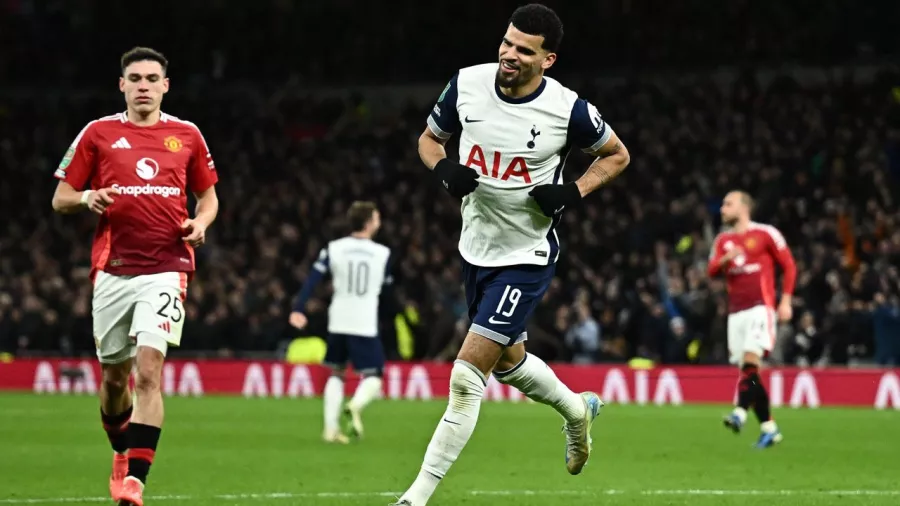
[565,298,601,364]
[786,311,825,367]
[872,293,900,366]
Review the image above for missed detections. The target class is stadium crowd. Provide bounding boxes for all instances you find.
[3,0,896,86]
[3,67,899,367]
[2,1,899,367]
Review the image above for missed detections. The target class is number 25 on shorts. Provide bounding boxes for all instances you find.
[149,290,185,346]
[156,292,183,323]
[488,285,521,325]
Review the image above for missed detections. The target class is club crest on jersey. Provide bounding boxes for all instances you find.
[744,238,757,250]
[163,136,183,152]
[527,125,541,149]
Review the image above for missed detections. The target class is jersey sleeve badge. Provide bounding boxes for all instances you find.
[437,80,451,102]
[58,147,75,171]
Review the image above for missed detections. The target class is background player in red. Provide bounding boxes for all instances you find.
[51,47,219,505]
[708,191,796,449]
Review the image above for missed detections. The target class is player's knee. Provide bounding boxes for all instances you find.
[742,351,762,366]
[448,360,487,412]
[495,344,527,377]
[101,361,132,395]
[133,342,165,395]
[133,368,161,395]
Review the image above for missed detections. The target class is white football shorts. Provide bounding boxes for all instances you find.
[92,271,188,364]
[727,304,776,365]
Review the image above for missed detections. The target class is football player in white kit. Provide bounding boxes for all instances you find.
[392,5,631,505]
[289,201,392,443]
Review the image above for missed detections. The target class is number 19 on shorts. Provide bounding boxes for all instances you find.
[489,285,521,323]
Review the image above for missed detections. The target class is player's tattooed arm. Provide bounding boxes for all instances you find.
[576,133,630,197]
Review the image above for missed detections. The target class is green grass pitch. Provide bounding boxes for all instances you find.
[1,394,898,505]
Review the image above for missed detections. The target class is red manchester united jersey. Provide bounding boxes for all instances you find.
[54,112,218,279]
[708,222,796,313]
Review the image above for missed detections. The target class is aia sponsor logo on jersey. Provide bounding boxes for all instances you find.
[464,144,531,182]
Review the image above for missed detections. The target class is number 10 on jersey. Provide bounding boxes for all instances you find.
[347,261,370,296]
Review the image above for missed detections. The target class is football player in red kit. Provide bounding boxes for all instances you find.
[51,47,219,505]
[708,191,796,448]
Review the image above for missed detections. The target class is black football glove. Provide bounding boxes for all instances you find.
[434,158,479,199]
[528,182,582,217]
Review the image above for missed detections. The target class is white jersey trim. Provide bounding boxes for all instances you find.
[427,116,453,140]
[748,222,787,250]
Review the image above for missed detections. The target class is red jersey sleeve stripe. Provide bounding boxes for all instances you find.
[178,272,188,301]
[754,222,788,249]
[95,225,112,272]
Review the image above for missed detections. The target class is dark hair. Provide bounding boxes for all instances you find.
[120,47,168,75]
[509,3,564,52]
[347,201,378,232]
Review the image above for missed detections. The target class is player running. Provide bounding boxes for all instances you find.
[290,202,392,444]
[51,47,219,505]
[392,5,630,505]
[708,191,796,448]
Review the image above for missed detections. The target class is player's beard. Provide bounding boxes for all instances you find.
[722,215,738,227]
[495,63,533,89]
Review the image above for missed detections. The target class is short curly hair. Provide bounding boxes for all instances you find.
[509,4,564,52]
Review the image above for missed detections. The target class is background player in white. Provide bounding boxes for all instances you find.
[393,5,631,505]
[289,201,391,444]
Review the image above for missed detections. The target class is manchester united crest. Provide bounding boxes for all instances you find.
[163,136,183,152]
[744,237,757,250]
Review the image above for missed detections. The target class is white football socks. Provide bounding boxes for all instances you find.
[401,360,486,506]
[348,376,382,412]
[495,353,586,422]
[732,406,748,424]
[323,376,344,432]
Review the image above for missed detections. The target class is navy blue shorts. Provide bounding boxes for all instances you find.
[323,333,385,375]
[462,259,556,346]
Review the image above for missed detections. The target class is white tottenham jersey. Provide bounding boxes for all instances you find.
[314,236,392,337]
[427,63,614,267]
